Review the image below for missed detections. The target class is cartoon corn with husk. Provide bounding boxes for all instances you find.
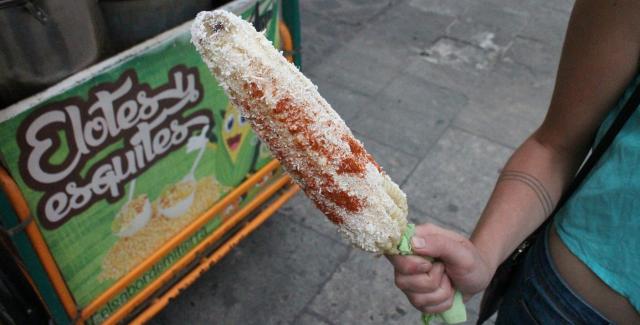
[202,102,261,186]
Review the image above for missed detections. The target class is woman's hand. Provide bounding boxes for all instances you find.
[387,223,495,313]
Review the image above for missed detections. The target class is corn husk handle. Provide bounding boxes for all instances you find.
[397,224,467,324]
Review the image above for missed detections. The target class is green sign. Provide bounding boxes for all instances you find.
[0,1,280,323]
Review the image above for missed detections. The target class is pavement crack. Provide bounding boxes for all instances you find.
[408,203,469,235]
[279,209,351,248]
[399,123,450,188]
[514,34,548,45]
[449,124,518,150]
[294,247,353,325]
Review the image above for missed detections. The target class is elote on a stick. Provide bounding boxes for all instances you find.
[191,10,407,254]
[190,10,467,324]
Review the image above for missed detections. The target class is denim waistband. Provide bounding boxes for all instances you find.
[520,225,611,324]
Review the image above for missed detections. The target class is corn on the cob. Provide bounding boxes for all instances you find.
[191,10,408,254]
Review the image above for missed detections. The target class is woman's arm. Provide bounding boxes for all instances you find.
[472,0,640,274]
[389,0,640,313]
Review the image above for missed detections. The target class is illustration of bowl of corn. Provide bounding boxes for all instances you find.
[112,180,152,237]
[158,180,197,218]
[159,125,210,219]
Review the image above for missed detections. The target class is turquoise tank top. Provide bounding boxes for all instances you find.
[555,73,640,311]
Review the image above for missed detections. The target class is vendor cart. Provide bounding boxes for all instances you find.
[0,0,301,323]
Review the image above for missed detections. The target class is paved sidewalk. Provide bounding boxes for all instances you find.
[154,0,573,324]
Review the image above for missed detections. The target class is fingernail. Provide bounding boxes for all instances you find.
[412,237,426,248]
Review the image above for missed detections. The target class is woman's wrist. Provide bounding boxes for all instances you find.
[470,236,504,278]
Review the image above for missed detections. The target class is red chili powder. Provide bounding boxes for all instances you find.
[337,157,365,174]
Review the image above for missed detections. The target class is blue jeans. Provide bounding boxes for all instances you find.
[495,225,611,324]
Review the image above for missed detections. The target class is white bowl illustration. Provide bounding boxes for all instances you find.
[113,195,152,237]
[158,180,196,218]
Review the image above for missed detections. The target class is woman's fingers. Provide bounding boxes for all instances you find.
[387,255,432,275]
[404,270,455,313]
[411,231,475,276]
[388,223,492,312]
[396,273,437,293]
[395,262,445,293]
[422,295,455,314]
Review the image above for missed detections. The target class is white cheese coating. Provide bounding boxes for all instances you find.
[191,10,408,253]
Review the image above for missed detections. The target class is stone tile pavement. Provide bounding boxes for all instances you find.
[152,0,573,324]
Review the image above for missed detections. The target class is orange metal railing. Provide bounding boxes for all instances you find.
[101,177,297,324]
[0,167,78,319]
[279,20,294,63]
[2,160,296,324]
[79,160,282,321]
[129,184,299,324]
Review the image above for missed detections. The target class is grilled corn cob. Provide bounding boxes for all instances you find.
[191,10,408,254]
